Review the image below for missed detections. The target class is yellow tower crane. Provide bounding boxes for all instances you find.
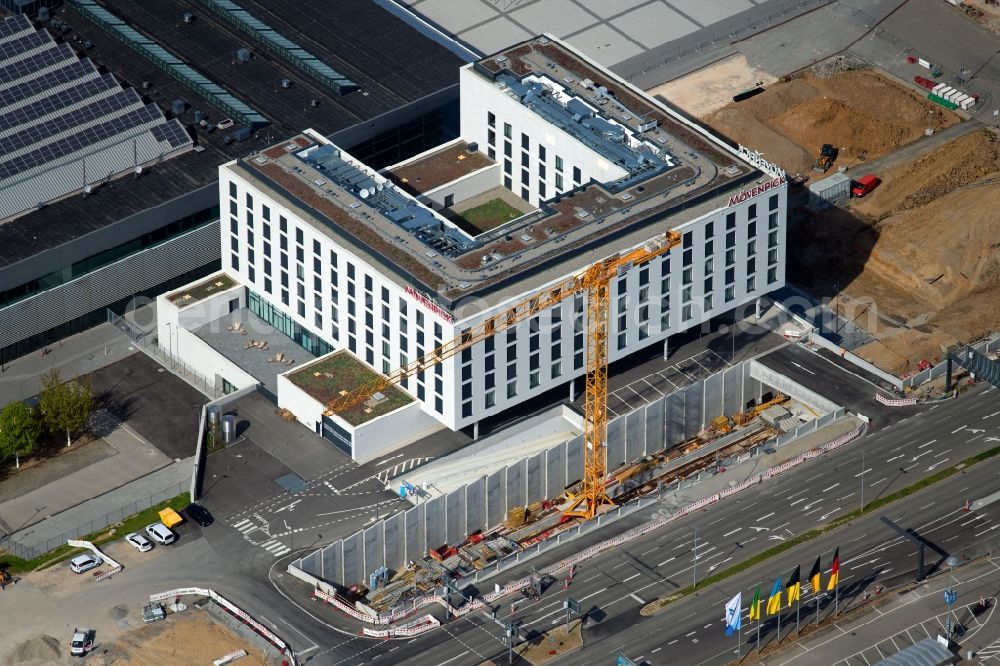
[323,229,682,519]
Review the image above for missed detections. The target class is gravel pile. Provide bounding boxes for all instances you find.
[810,54,870,79]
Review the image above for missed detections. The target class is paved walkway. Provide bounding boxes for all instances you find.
[0,323,137,406]
[0,410,172,535]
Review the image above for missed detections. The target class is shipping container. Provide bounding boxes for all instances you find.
[945,90,963,103]
[808,172,851,209]
[960,96,977,110]
[932,83,948,95]
[914,75,936,90]
[951,93,969,106]
[928,93,959,110]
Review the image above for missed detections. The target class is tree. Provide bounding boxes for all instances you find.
[0,400,41,469]
[38,369,93,447]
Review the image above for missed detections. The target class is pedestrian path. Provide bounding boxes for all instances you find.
[230,517,290,557]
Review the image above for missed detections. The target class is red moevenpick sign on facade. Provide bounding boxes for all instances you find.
[728,176,786,207]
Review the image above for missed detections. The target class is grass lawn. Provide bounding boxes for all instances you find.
[450,198,524,235]
[289,352,412,426]
[0,492,191,574]
[167,273,236,305]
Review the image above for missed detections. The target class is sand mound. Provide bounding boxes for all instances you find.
[855,130,1000,216]
[706,69,958,174]
[9,635,61,665]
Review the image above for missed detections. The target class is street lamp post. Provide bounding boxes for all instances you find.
[945,555,960,635]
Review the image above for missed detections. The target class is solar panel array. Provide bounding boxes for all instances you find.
[197,0,357,96]
[0,15,193,221]
[0,14,32,43]
[67,0,269,127]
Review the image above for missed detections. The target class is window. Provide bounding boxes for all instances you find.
[487,128,495,146]
[682,286,692,303]
[704,294,713,311]
[295,227,303,245]
[230,217,238,234]
[726,249,735,266]
[726,231,735,249]
[485,390,496,409]
[683,232,693,249]
[507,362,517,380]
[230,235,239,252]
[638,323,648,340]
[521,133,529,150]
[530,371,540,388]
[555,155,563,172]
[682,267,692,285]
[682,304,693,321]
[747,239,757,256]
[768,266,778,283]
[574,352,583,370]
[704,240,714,257]
[539,181,546,199]
[279,216,287,233]
[504,160,512,175]
[504,141,512,158]
[507,381,517,399]
[488,111,496,127]
[726,212,736,229]
[572,166,581,184]
[748,221,757,238]
[704,257,713,275]
[245,192,254,209]
[725,267,735,285]
[768,248,779,265]
[769,211,779,229]
[229,200,237,216]
[639,286,649,303]
[462,402,473,418]
[705,221,714,237]
[769,193,779,211]
[617,331,626,350]
[488,146,496,159]
[704,276,712,293]
[262,205,271,221]
[231,254,239,271]
[538,164,546,179]
[530,353,540,371]
[504,175,512,190]
[551,361,561,378]
[462,383,472,400]
[748,203,757,219]
[435,397,443,414]
[504,122,512,139]
[747,275,756,292]
[555,173,563,191]
[521,186,530,201]
[521,152,529,168]
[264,277,272,293]
[229,181,237,198]
[521,169,529,186]
[538,144,546,161]
[315,312,322,328]
[683,248,693,267]
[725,285,735,302]
[639,266,649,286]
[769,230,779,248]
[747,257,756,274]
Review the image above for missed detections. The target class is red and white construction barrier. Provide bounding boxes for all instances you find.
[875,393,917,407]
[362,614,440,638]
[213,649,248,665]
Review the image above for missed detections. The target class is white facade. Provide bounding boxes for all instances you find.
[459,66,630,208]
[216,39,787,437]
[221,160,786,433]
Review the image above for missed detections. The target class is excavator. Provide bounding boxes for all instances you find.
[812,144,835,172]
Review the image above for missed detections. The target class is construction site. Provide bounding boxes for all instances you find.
[325,393,805,616]
[657,53,1000,376]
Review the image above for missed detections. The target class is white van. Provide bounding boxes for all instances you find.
[144,522,176,545]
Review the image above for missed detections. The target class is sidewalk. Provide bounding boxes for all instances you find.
[762,557,1000,664]
[0,410,172,534]
[0,323,137,405]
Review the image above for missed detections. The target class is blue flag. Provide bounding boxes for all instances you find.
[724,591,742,636]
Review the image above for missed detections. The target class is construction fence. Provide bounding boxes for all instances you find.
[289,358,843,589]
[0,480,187,561]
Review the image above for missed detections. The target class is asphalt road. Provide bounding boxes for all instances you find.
[369,384,999,666]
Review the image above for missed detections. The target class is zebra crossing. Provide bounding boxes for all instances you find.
[231,517,291,557]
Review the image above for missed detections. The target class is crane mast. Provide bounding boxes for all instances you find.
[324,230,682,519]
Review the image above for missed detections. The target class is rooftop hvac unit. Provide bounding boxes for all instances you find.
[170,99,186,116]
[280,78,292,88]
[182,12,194,23]
[236,48,251,63]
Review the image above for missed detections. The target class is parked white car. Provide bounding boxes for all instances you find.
[69,553,102,574]
[144,522,176,545]
[125,532,153,552]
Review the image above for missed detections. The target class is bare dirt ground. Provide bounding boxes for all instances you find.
[86,609,269,666]
[704,64,959,176]
[790,129,1000,374]
[648,53,777,118]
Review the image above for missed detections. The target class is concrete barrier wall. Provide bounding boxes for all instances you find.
[749,359,840,414]
[292,359,831,586]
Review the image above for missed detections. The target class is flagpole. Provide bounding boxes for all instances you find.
[796,595,800,632]
[815,594,820,625]
[737,612,742,662]
[756,580,762,653]
[776,606,781,644]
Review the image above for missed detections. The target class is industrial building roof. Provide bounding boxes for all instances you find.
[235,36,766,312]
[0,13,192,222]
[0,0,462,268]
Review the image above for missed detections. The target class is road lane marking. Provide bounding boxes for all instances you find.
[952,425,967,434]
[869,477,887,486]
[919,502,935,510]
[918,439,937,449]
[630,593,644,604]
[885,455,903,463]
[623,574,640,582]
[723,528,741,537]
[911,450,932,461]
[435,651,469,666]
[757,512,775,521]
[854,469,872,478]
[823,483,840,492]
[578,587,608,602]
[658,556,676,567]
[790,498,807,506]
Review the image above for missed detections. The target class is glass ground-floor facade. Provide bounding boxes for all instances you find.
[247,288,333,359]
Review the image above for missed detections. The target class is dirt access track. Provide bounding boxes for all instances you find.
[790,129,1000,374]
[703,62,960,176]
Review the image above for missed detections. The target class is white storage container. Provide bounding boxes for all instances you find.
[932,83,948,95]
[808,173,851,210]
[960,96,977,110]
[951,93,969,106]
